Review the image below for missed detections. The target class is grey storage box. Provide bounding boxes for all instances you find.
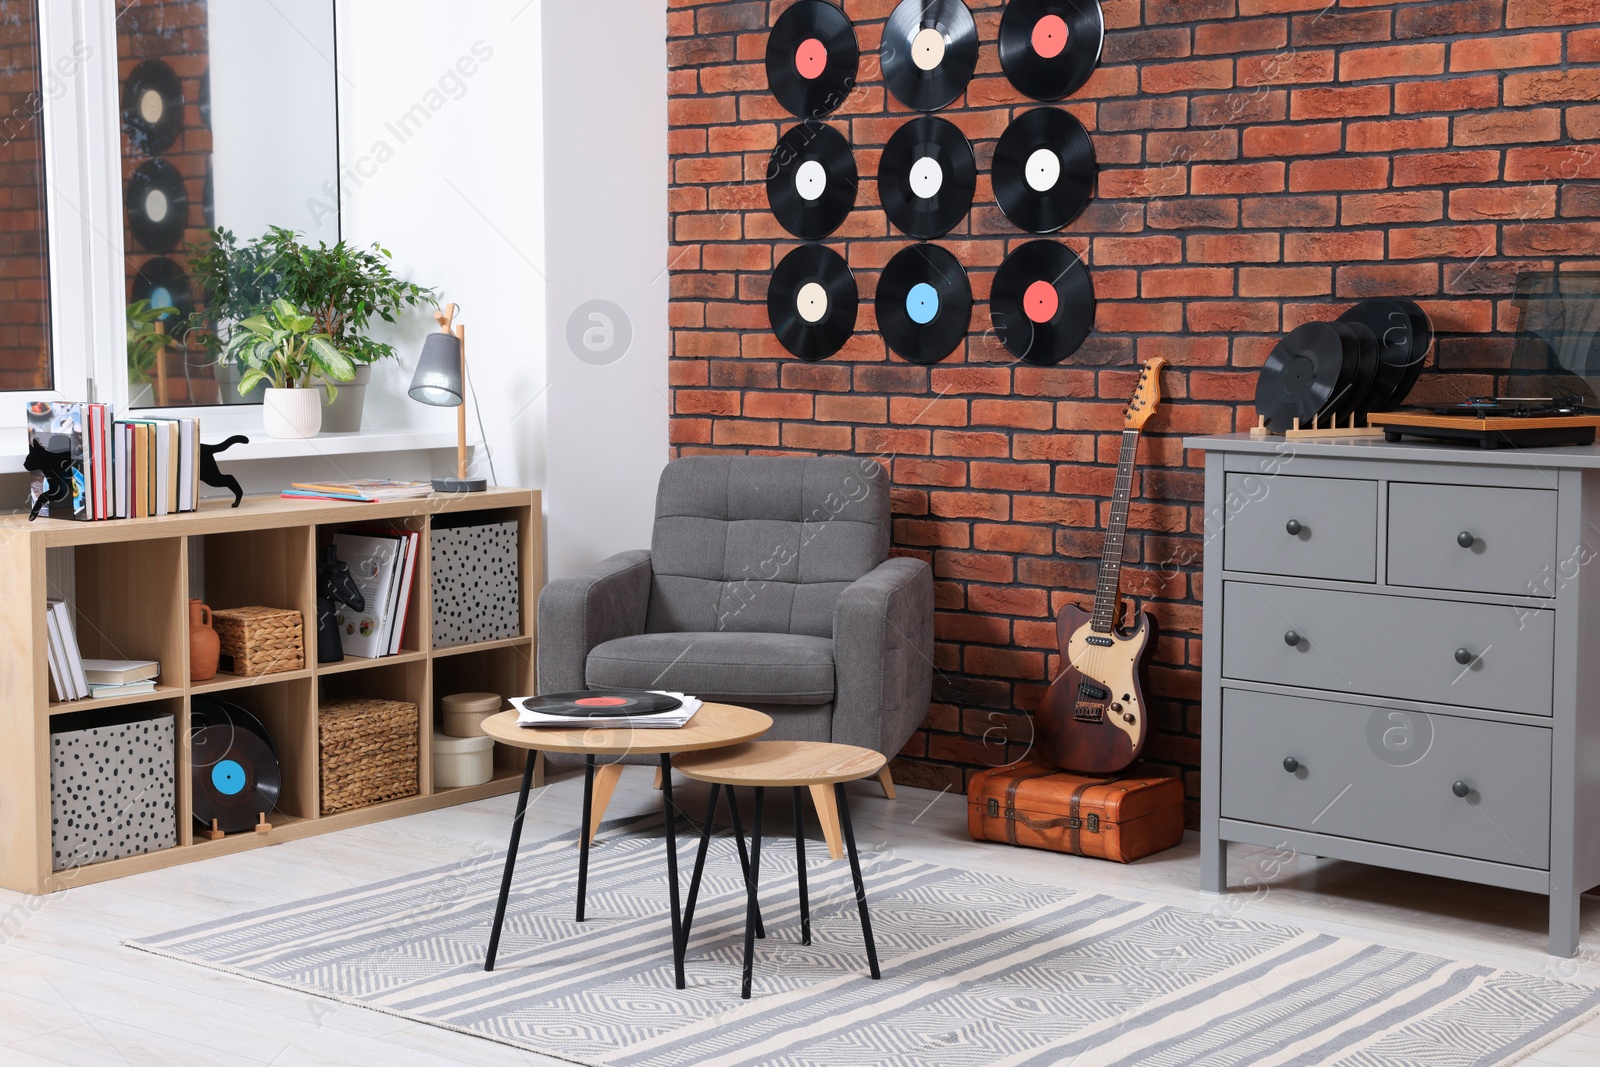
[50,709,177,871]
[431,520,520,648]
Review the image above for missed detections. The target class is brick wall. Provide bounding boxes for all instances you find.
[666,0,1600,823]
[0,0,53,391]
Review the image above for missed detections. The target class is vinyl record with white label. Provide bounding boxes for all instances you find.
[992,107,1096,234]
[121,59,185,156]
[880,116,976,240]
[880,0,979,112]
[769,244,858,361]
[767,122,858,239]
[990,240,1095,365]
[126,158,190,252]
[999,0,1105,102]
[767,0,860,119]
[876,243,972,365]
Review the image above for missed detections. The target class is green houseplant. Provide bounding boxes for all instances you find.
[126,299,179,405]
[226,298,355,439]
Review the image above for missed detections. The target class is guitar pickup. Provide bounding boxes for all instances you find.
[1079,682,1109,701]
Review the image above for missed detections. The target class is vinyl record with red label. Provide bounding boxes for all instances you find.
[999,0,1105,102]
[993,107,1096,234]
[880,0,979,112]
[767,0,860,119]
[126,158,190,253]
[990,240,1095,366]
[191,723,281,834]
[769,244,858,361]
[880,116,976,240]
[520,691,685,718]
[876,243,972,365]
[121,58,185,156]
[767,122,858,240]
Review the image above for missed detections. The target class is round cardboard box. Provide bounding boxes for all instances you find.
[433,733,495,788]
[441,691,502,738]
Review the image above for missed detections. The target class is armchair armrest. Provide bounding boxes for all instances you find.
[832,556,935,756]
[536,549,653,693]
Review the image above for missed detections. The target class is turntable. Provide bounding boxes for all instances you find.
[1369,396,1600,449]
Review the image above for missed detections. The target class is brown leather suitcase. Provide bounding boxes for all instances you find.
[967,760,1185,862]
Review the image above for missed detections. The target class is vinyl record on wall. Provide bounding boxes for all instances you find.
[998,0,1105,102]
[769,243,858,361]
[198,67,211,131]
[879,116,976,240]
[202,158,215,229]
[876,243,972,365]
[992,107,1096,234]
[125,158,190,253]
[131,256,195,323]
[767,0,860,119]
[767,122,858,240]
[990,240,1095,366]
[880,0,979,112]
[121,59,185,156]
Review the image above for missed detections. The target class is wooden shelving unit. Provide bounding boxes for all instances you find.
[0,488,542,894]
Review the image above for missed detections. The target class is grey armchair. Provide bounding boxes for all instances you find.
[538,454,934,803]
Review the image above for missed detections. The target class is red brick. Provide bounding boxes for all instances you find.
[699,63,767,94]
[1388,225,1498,260]
[1506,146,1600,182]
[1242,122,1342,158]
[1341,190,1444,225]
[1452,32,1563,72]
[1238,50,1335,86]
[1397,1,1499,38]
[670,418,712,445]
[1190,89,1288,127]
[857,427,931,456]
[1340,43,1444,82]
[1186,233,1281,264]
[1574,28,1600,62]
[1507,70,1600,106]
[1191,162,1285,195]
[1291,85,1391,120]
[741,391,813,420]
[1284,230,1386,262]
[1289,156,1389,192]
[712,420,779,447]
[1336,263,1440,298]
[1095,301,1185,333]
[816,395,886,423]
[1395,76,1499,115]
[1508,0,1598,27]
[1093,235,1182,265]
[1141,58,1234,95]
[1239,0,1328,12]
[1295,9,1391,45]
[889,396,967,427]
[1503,223,1600,257]
[964,646,1045,681]
[1141,269,1235,299]
[1242,195,1337,228]
[970,399,1055,430]
[782,423,853,451]
[669,97,737,126]
[1347,117,1449,153]
[932,430,1010,458]
[1450,185,1558,221]
[929,491,1009,521]
[970,461,1052,492]
[1393,150,1501,186]
[894,458,967,487]
[1186,301,1280,332]
[1455,109,1561,146]
[1149,198,1241,230]
[1238,266,1331,297]
[1097,167,1189,199]
[1196,18,1288,56]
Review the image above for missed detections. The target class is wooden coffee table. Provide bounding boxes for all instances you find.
[480,702,772,987]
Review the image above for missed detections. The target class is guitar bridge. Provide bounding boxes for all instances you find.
[1074,704,1106,724]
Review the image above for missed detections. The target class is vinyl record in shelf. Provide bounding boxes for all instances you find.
[125,158,190,253]
[131,257,194,324]
[992,107,1096,234]
[1336,297,1433,411]
[880,0,979,112]
[121,58,185,156]
[876,243,972,365]
[191,722,281,834]
[767,122,858,240]
[989,239,1095,366]
[767,0,860,119]
[998,0,1105,102]
[879,116,976,240]
[769,243,858,361]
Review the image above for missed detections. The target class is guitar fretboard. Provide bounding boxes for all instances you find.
[1091,428,1141,634]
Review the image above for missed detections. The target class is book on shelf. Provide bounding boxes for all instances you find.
[45,600,89,702]
[87,680,158,698]
[330,531,409,658]
[283,479,433,503]
[26,402,201,521]
[81,659,160,685]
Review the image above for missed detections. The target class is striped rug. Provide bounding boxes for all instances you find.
[127,816,1600,1066]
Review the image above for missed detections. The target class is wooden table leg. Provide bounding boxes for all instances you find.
[836,782,880,980]
[741,786,765,1000]
[484,750,539,971]
[587,762,625,844]
[793,786,811,946]
[808,783,844,860]
[660,753,686,990]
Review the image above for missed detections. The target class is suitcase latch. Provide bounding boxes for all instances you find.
[987,798,999,817]
[1087,813,1100,833]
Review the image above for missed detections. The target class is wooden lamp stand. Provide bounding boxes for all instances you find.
[427,303,487,494]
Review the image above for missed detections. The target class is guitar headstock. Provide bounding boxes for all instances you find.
[1124,357,1168,431]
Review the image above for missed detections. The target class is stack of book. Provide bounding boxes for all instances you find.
[44,600,88,701]
[330,526,421,658]
[25,401,201,520]
[283,480,433,503]
[82,659,161,699]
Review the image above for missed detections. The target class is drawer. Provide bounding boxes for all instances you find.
[1220,688,1550,868]
[1221,582,1553,716]
[1387,482,1558,598]
[1223,474,1377,583]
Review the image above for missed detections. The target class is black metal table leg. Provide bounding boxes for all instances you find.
[740,786,765,999]
[660,754,686,990]
[836,782,880,980]
[793,787,811,946]
[681,782,721,952]
[576,755,595,922]
[725,786,765,939]
[484,750,539,971]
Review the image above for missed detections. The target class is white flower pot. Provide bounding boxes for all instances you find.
[262,387,322,439]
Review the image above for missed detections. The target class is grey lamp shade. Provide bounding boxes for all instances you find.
[409,332,463,407]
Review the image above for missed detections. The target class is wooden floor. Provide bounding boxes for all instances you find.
[2,770,1599,1065]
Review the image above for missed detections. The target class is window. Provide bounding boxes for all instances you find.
[0,0,53,392]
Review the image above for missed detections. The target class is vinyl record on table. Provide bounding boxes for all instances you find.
[766,0,859,119]
[999,0,1105,102]
[880,0,979,112]
[121,59,184,156]
[131,257,194,323]
[125,158,190,253]
[191,723,281,834]
[1332,320,1381,416]
[1254,322,1362,430]
[880,116,976,239]
[520,691,685,718]
[1336,298,1433,411]
[769,243,858,361]
[992,107,1096,234]
[876,243,972,365]
[767,122,857,240]
[989,239,1095,366]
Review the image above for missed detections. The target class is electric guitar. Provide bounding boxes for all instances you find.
[1035,358,1166,776]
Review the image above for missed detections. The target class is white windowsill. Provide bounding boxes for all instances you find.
[0,427,459,474]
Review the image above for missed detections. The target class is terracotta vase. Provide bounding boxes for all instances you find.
[189,599,220,682]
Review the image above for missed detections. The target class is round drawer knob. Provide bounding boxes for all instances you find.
[1285,519,1303,536]
[1283,757,1300,773]
[1284,630,1302,647]
[1454,647,1474,665]
[1457,531,1475,548]
[1452,780,1470,799]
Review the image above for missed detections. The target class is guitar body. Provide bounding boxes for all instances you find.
[1035,598,1158,775]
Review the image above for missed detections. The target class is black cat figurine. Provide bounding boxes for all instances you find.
[316,544,365,663]
[200,435,248,507]
[24,438,76,521]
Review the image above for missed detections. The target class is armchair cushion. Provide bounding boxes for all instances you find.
[586,631,835,705]
[535,549,653,694]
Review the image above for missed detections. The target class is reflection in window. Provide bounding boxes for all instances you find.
[0,0,53,392]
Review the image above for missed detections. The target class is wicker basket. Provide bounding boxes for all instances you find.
[319,698,420,815]
[212,606,304,677]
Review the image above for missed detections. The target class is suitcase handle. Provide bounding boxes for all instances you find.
[1007,809,1100,834]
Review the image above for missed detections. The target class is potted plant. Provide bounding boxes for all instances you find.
[126,299,177,407]
[226,298,355,439]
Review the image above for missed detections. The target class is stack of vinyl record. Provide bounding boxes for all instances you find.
[1253,299,1434,431]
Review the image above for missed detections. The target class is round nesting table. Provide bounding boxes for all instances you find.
[672,740,886,999]
[480,703,772,986]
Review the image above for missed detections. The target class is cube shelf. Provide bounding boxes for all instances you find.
[0,488,540,893]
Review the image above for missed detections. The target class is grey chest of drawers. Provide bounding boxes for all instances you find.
[1187,433,1600,957]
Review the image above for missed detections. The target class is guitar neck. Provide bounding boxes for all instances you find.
[1091,428,1142,633]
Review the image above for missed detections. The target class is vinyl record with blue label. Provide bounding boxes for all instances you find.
[191,722,281,833]
[131,257,194,323]
[121,59,185,155]
[876,243,971,365]
[999,0,1105,101]
[769,243,858,361]
[126,158,190,252]
[993,107,1096,234]
[768,122,857,240]
[880,0,978,112]
[990,240,1095,366]
[767,0,859,119]
[879,116,976,240]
